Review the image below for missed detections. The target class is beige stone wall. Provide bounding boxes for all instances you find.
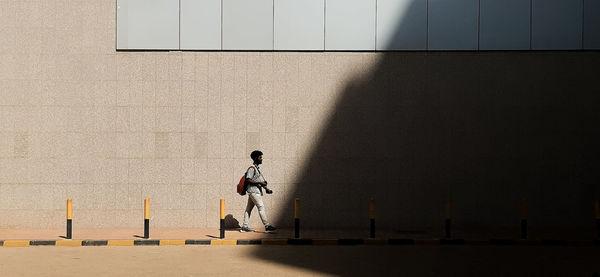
[4,1,597,233]
[0,0,378,228]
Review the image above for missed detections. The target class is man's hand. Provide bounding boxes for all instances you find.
[265,188,273,194]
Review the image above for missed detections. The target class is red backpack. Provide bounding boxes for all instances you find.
[237,166,256,195]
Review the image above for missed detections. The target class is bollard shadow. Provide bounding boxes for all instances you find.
[206,214,243,238]
[223,214,241,230]
[250,0,600,275]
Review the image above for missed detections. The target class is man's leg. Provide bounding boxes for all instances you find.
[248,193,270,227]
[242,195,255,228]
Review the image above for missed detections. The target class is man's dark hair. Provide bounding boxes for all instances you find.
[250,150,263,161]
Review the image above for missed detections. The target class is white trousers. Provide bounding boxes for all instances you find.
[242,192,270,228]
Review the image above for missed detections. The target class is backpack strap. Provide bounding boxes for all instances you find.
[246,166,256,178]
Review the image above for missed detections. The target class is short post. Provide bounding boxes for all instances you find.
[521,200,528,240]
[595,200,600,239]
[144,198,150,239]
[294,198,300,239]
[445,200,451,239]
[66,199,72,239]
[220,199,225,239]
[369,198,376,238]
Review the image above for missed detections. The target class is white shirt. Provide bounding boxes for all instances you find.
[245,164,264,195]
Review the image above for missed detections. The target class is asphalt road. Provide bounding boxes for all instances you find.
[0,245,598,276]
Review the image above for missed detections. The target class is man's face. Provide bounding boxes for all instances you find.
[255,155,263,164]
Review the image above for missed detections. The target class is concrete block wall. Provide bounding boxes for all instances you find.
[1,0,599,235]
[0,0,380,228]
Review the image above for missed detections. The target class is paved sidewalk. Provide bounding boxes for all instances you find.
[1,244,599,276]
[0,228,399,241]
[0,226,595,241]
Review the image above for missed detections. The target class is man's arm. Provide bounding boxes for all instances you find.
[247,177,271,193]
[246,167,266,185]
[246,167,271,193]
[246,179,266,185]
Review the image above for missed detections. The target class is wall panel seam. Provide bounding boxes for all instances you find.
[530,0,533,50]
[582,0,585,48]
[477,0,481,50]
[375,0,378,50]
[179,0,181,50]
[426,0,429,50]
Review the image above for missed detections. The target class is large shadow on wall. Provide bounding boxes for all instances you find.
[253,0,600,274]
[274,47,600,236]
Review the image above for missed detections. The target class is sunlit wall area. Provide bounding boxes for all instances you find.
[0,0,382,228]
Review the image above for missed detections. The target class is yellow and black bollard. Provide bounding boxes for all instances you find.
[66,199,72,239]
[144,198,150,239]
[294,198,300,239]
[220,199,225,239]
[521,200,528,240]
[370,198,376,238]
[595,200,599,239]
[444,200,451,239]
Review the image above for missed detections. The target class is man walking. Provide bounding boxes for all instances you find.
[241,150,277,232]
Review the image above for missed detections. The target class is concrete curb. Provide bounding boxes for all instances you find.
[0,239,599,247]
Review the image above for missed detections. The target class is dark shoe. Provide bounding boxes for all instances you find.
[265,225,277,232]
[240,226,254,233]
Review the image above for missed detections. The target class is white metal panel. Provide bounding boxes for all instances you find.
[531,0,583,50]
[116,0,179,50]
[428,0,479,50]
[480,0,530,50]
[376,0,427,50]
[274,0,325,50]
[180,0,222,50]
[325,0,376,50]
[584,0,600,49]
[222,0,274,50]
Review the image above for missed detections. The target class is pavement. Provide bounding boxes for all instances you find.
[1,245,599,276]
[1,227,598,276]
[1,227,598,248]
[0,228,400,241]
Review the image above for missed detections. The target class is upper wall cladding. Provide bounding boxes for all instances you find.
[117,0,600,51]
